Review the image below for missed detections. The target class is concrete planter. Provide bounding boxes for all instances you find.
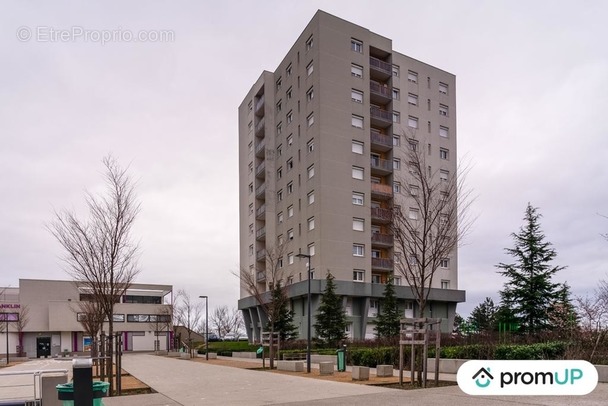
[426,358,468,374]
[277,361,304,372]
[319,362,334,376]
[233,352,258,359]
[352,366,370,381]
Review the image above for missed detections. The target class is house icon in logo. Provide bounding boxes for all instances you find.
[472,367,494,388]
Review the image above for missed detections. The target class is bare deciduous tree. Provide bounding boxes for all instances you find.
[576,280,608,362]
[48,155,140,395]
[210,306,243,339]
[150,304,173,351]
[235,243,291,368]
[392,134,474,319]
[174,290,204,356]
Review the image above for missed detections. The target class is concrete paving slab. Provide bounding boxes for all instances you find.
[103,392,181,405]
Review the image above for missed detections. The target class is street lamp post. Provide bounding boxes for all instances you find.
[199,296,209,361]
[295,253,312,373]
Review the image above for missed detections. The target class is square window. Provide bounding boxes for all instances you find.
[306,35,313,50]
[408,93,418,106]
[308,243,315,256]
[393,135,400,146]
[249,203,254,215]
[248,101,253,111]
[351,64,363,78]
[277,122,282,135]
[278,212,284,223]
[307,61,314,76]
[408,71,418,83]
[307,113,314,127]
[410,185,419,196]
[392,88,400,100]
[439,126,449,138]
[408,208,419,220]
[353,270,364,282]
[248,183,253,194]
[393,158,401,170]
[288,253,294,265]
[249,244,254,255]
[287,111,293,124]
[408,116,418,129]
[286,63,292,76]
[276,77,282,91]
[307,138,314,152]
[353,244,364,257]
[248,162,253,173]
[287,228,294,240]
[394,277,402,286]
[307,191,315,205]
[439,104,448,116]
[393,182,401,194]
[307,164,314,179]
[277,144,283,157]
[440,148,449,160]
[287,205,294,217]
[306,87,314,101]
[441,280,450,289]
[287,158,293,170]
[353,218,364,231]
[307,217,315,231]
[392,112,400,123]
[352,140,364,154]
[439,82,448,95]
[351,38,363,53]
[351,89,363,103]
[440,170,449,182]
[392,65,400,77]
[352,192,364,205]
[278,234,284,245]
[287,182,293,194]
[286,87,292,100]
[372,274,381,284]
[277,189,283,201]
[409,139,418,151]
[277,167,282,179]
[352,166,364,180]
[440,258,449,268]
[287,134,293,146]
[249,224,253,234]
[276,100,282,112]
[352,115,363,128]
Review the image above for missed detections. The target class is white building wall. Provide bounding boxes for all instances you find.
[131,331,156,351]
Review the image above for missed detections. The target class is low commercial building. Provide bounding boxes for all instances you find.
[0,279,173,358]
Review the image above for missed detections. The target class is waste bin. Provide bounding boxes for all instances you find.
[256,346,264,358]
[56,381,110,406]
[336,347,346,372]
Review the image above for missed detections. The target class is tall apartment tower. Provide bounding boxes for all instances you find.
[238,10,465,342]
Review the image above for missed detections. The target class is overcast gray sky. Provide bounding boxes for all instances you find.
[2,1,607,317]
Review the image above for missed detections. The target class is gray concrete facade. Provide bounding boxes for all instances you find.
[238,10,464,341]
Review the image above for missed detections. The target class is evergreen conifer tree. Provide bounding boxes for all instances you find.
[375,276,401,339]
[497,203,565,334]
[313,271,347,347]
[267,281,298,341]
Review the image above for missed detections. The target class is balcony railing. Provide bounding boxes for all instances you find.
[370,81,391,99]
[371,233,394,246]
[256,226,266,240]
[370,106,392,122]
[370,157,392,172]
[255,141,265,157]
[370,56,392,75]
[255,182,266,197]
[255,162,266,177]
[255,204,266,219]
[372,258,394,270]
[371,183,393,196]
[371,207,392,222]
[254,95,265,115]
[370,132,392,149]
[256,249,266,262]
[255,118,265,135]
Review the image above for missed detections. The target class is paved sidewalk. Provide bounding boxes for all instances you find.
[111,353,608,406]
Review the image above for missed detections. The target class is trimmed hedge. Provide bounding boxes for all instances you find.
[348,342,568,366]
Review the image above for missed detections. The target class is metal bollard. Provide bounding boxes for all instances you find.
[73,358,94,405]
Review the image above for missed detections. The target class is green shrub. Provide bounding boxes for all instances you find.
[349,347,405,367]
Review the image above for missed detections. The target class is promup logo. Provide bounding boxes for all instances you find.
[457,360,598,396]
[472,367,494,388]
